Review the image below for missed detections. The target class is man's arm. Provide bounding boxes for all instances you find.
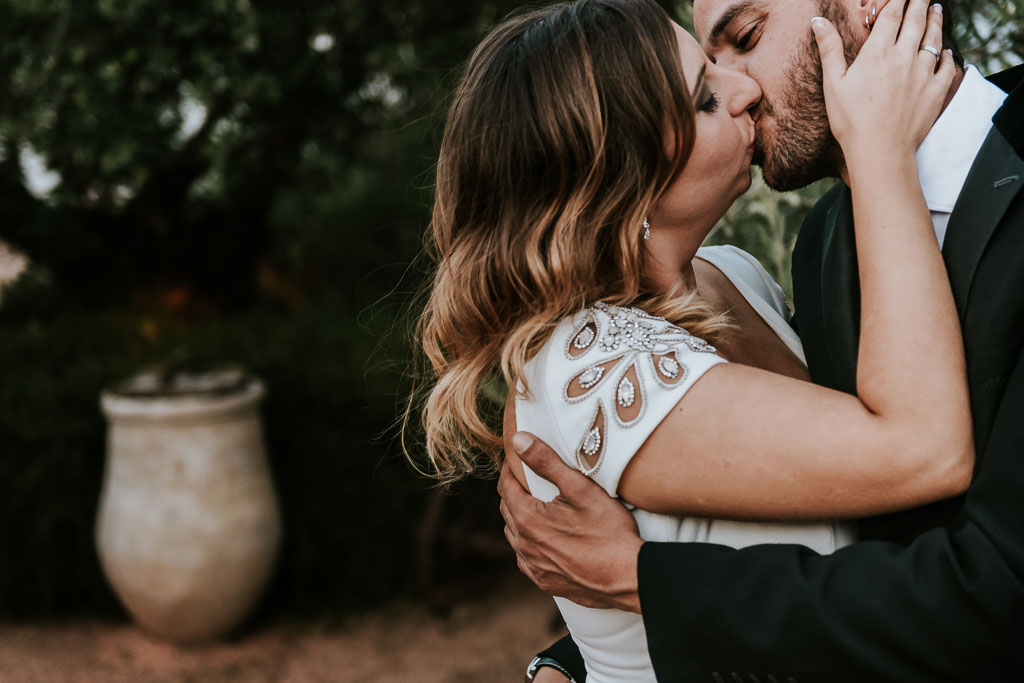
[638,349,1024,682]
[503,347,1024,681]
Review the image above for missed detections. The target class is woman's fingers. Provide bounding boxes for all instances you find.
[869,0,909,46]
[935,47,956,91]
[929,48,958,104]
[896,0,933,53]
[811,17,848,88]
[917,4,944,70]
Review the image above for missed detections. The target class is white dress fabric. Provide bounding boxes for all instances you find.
[516,245,855,682]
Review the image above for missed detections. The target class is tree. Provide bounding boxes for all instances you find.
[0,0,529,311]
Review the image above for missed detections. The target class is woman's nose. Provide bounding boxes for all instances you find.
[725,69,762,116]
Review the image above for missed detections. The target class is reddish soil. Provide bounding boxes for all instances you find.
[0,575,566,682]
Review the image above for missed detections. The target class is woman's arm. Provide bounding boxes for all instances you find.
[617,0,969,520]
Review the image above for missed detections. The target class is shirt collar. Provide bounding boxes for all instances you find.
[916,66,1009,214]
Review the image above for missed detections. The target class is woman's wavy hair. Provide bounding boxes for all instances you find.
[408,0,730,482]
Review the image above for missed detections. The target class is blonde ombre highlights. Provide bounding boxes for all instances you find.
[410,0,730,482]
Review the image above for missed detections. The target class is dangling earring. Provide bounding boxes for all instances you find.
[642,217,651,241]
[865,4,877,28]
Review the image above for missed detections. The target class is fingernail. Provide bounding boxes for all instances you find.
[932,4,942,14]
[512,432,534,454]
[810,17,825,34]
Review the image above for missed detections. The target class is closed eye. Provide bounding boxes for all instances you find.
[736,21,761,51]
[698,89,721,114]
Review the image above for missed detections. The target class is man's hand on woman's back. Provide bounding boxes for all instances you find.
[498,432,644,613]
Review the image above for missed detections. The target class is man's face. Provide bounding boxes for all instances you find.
[693,0,864,190]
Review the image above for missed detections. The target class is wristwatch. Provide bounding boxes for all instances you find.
[525,655,577,682]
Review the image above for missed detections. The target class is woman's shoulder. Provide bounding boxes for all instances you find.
[527,302,722,378]
[517,302,727,497]
[697,244,791,320]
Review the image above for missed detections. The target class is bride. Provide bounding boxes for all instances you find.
[411,0,963,679]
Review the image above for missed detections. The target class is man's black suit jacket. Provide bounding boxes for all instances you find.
[542,66,1024,681]
[637,65,1024,682]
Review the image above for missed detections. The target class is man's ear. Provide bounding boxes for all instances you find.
[857,0,894,31]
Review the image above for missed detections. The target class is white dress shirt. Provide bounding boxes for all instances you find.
[916,66,1009,247]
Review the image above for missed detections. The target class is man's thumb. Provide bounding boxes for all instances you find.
[512,431,587,494]
[511,432,535,456]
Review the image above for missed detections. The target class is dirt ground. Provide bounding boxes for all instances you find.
[0,575,567,682]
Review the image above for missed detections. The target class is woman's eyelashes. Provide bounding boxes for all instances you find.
[697,87,720,114]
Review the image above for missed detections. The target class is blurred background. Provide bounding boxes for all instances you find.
[0,0,1020,679]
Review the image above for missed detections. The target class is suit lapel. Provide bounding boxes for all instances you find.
[818,185,860,394]
[816,67,1024,386]
[819,134,1024,385]
[942,129,1024,319]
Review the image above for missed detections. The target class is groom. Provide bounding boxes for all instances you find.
[499,0,1024,680]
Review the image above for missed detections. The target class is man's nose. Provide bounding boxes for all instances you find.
[710,49,740,71]
[726,70,763,116]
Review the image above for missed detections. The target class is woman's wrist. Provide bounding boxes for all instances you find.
[845,149,918,189]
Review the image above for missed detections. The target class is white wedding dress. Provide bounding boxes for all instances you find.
[516,245,854,682]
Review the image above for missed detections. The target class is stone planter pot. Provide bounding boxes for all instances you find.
[97,368,282,643]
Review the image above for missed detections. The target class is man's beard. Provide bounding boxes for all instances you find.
[755,0,860,191]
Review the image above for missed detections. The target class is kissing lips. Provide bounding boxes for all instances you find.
[750,120,766,166]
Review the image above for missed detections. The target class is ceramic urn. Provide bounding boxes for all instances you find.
[97,367,282,642]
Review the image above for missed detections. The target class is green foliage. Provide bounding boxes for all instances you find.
[0,0,527,308]
[706,173,829,299]
[956,0,1024,71]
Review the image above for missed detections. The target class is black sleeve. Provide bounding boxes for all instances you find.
[636,348,1024,682]
[537,634,587,682]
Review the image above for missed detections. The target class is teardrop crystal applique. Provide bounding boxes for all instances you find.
[617,376,635,408]
[577,404,606,475]
[651,351,689,388]
[566,313,599,359]
[565,356,624,403]
[560,303,718,462]
[582,427,601,458]
[682,335,717,354]
[573,326,595,349]
[579,366,604,390]
[658,356,681,379]
[614,362,645,427]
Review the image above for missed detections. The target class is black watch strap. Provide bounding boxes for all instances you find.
[525,655,577,682]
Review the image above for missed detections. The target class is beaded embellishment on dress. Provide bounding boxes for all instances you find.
[562,303,718,476]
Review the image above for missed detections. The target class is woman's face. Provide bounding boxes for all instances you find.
[651,24,761,232]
